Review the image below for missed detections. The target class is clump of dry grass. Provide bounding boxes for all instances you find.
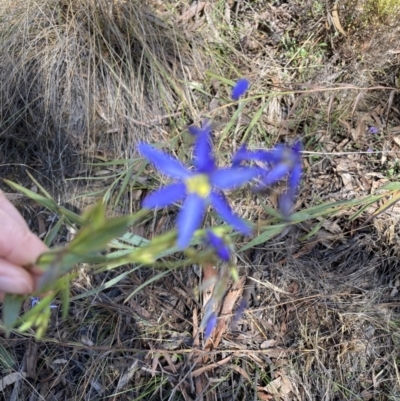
[0,0,203,179]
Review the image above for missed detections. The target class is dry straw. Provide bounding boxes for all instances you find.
[0,0,202,177]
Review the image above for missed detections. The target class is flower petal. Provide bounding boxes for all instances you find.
[188,120,212,137]
[210,167,259,190]
[288,161,302,192]
[204,312,217,339]
[210,192,252,235]
[231,144,249,167]
[189,121,215,173]
[142,183,186,209]
[279,191,294,217]
[289,142,302,189]
[176,194,206,249]
[206,230,230,262]
[138,143,190,180]
[232,144,269,166]
[232,144,286,166]
[259,145,286,164]
[260,163,290,187]
[291,140,302,154]
[231,78,250,100]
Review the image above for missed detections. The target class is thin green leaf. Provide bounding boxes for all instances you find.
[124,269,171,302]
[2,294,25,337]
[87,158,141,166]
[116,231,149,247]
[0,343,15,369]
[349,200,379,221]
[288,212,313,222]
[71,265,142,301]
[241,102,268,144]
[205,71,235,86]
[81,201,106,226]
[70,215,138,254]
[17,294,56,333]
[114,163,135,208]
[36,250,101,291]
[35,307,51,339]
[218,103,245,150]
[299,197,368,215]
[257,196,282,219]
[369,192,400,218]
[26,171,53,199]
[44,216,65,247]
[299,220,324,241]
[378,182,400,191]
[3,180,85,226]
[4,179,57,210]
[239,224,288,252]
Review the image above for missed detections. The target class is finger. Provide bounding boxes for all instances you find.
[0,209,48,267]
[0,258,35,294]
[32,270,48,291]
[0,190,29,228]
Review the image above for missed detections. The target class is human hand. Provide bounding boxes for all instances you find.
[0,190,48,300]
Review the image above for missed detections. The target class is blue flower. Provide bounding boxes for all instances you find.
[258,143,301,189]
[206,229,231,262]
[231,78,250,100]
[278,141,302,216]
[30,297,57,310]
[232,141,302,215]
[138,126,259,249]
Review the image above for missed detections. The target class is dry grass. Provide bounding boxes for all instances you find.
[0,0,205,184]
[2,0,400,400]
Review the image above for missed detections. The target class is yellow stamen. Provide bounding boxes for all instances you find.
[186,174,211,198]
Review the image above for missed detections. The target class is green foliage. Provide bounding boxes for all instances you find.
[281,32,327,75]
[3,173,400,339]
[363,0,400,24]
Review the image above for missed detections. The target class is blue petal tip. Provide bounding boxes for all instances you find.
[231,78,250,101]
[204,313,217,339]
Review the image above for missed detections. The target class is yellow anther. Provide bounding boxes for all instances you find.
[186,174,211,198]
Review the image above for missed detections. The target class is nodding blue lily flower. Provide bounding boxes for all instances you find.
[231,78,250,100]
[138,124,259,249]
[233,141,302,215]
[278,141,302,216]
[206,229,231,262]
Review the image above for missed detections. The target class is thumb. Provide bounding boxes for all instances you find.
[0,259,34,295]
